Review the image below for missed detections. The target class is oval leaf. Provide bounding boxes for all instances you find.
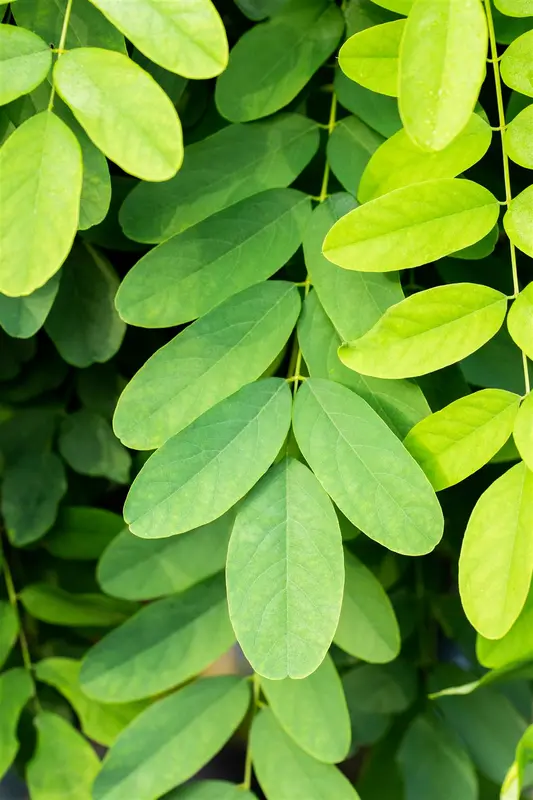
[339,20,404,97]
[0,24,51,105]
[508,281,533,359]
[514,392,533,472]
[501,29,533,97]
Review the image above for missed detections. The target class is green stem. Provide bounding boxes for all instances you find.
[484,0,531,396]
[241,673,261,790]
[47,0,74,110]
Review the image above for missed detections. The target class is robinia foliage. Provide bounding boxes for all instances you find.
[3,0,533,797]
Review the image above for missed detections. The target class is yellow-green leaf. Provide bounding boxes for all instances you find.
[339,20,404,97]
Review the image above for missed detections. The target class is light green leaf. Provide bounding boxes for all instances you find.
[399,0,488,150]
[343,661,416,714]
[334,550,400,663]
[459,462,533,639]
[35,658,144,747]
[477,586,533,669]
[226,457,344,679]
[93,677,250,800]
[514,393,533,471]
[116,189,311,327]
[81,573,234,702]
[0,24,51,105]
[292,379,443,555]
[260,654,351,763]
[505,103,533,169]
[0,111,82,297]
[166,783,257,800]
[327,118,384,197]
[404,389,520,491]
[397,713,478,800]
[0,274,59,339]
[0,602,18,670]
[339,283,508,379]
[114,282,299,450]
[501,29,533,96]
[339,19,404,97]
[0,669,34,780]
[120,113,319,243]
[59,410,131,484]
[26,712,100,800]
[13,0,126,51]
[334,68,402,138]
[251,708,360,799]
[359,114,492,202]
[496,0,533,14]
[323,178,499,272]
[508,282,533,359]
[2,453,67,546]
[504,185,533,257]
[44,506,125,561]
[97,514,233,600]
[87,0,228,78]
[19,584,135,627]
[54,48,183,181]
[215,0,343,122]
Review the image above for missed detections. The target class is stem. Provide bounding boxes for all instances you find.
[241,673,260,790]
[484,0,531,395]
[47,0,74,110]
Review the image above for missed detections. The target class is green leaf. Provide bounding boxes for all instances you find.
[334,549,400,663]
[501,29,533,96]
[399,0,488,150]
[397,713,478,800]
[323,179,499,273]
[54,48,183,181]
[359,114,492,202]
[495,0,533,14]
[0,669,34,780]
[0,24,51,105]
[13,0,126,51]
[508,282,533,359]
[0,602,18,670]
[251,708,360,799]
[215,0,343,122]
[87,0,228,78]
[114,282,299,450]
[292,379,443,555]
[19,584,135,627]
[45,244,125,367]
[27,712,100,800]
[81,573,234,702]
[339,283,508,379]
[35,658,144,747]
[505,103,533,169]
[334,68,402,138]
[339,19,404,97]
[0,111,82,297]
[504,185,533,257]
[404,389,520,490]
[459,462,533,639]
[261,653,351,763]
[93,677,250,800]
[116,189,312,327]
[477,586,533,669]
[166,783,257,800]
[343,661,417,714]
[44,506,125,561]
[120,113,319,243]
[59,410,131,484]
[2,453,67,546]
[0,274,59,339]
[226,457,344,680]
[514,393,533,471]
[327,118,384,197]
[97,513,233,600]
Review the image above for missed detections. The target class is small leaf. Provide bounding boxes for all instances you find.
[226,458,344,680]
[339,283,508,379]
[505,103,533,168]
[54,48,183,181]
[339,20,404,97]
[44,506,125,561]
[0,274,59,339]
[0,669,34,780]
[327,117,384,196]
[13,0,126,51]
[514,393,533,471]
[0,602,18,670]
[399,0,488,150]
[504,185,533,257]
[477,586,533,669]
[323,179,499,272]
[81,574,234,702]
[459,462,533,639]
[501,29,533,96]
[92,677,250,800]
[334,550,400,663]
[404,389,520,490]
[0,24,51,105]
[59,410,131,484]
[292,379,443,555]
[19,584,135,627]
[508,282,533,359]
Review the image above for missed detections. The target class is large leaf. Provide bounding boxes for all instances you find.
[0,669,34,780]
[116,189,311,327]
[0,602,18,670]
[505,104,533,169]
[19,584,135,627]
[504,184,533,257]
[59,410,131,484]
[339,283,508,379]
[0,274,59,339]
[98,514,233,600]
[404,389,520,490]
[292,379,443,555]
[501,29,533,96]
[339,20,404,96]
[215,0,343,121]
[514,393,533,471]
[87,0,228,78]
[0,24,51,105]
[251,708,361,799]
[44,506,124,561]
[226,458,344,679]
[261,654,351,763]
[54,48,183,181]
[323,179,499,272]
[327,117,384,196]
[459,462,533,639]
[359,114,492,202]
[477,587,533,669]
[399,0,488,150]
[334,550,400,663]
[114,282,299,450]
[92,677,250,800]
[80,573,234,702]
[0,111,82,297]
[119,113,319,243]
[13,0,126,51]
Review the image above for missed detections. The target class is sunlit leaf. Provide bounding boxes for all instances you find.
[339,20,404,97]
